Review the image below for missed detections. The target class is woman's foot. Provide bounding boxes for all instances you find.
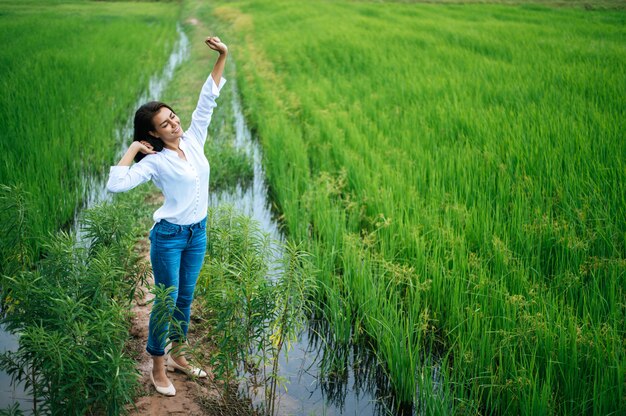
[167,354,208,378]
[170,354,189,368]
[151,356,176,396]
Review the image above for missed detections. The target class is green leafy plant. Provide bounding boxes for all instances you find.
[0,190,152,414]
[195,206,315,415]
[0,185,33,280]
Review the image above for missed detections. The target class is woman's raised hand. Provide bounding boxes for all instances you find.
[205,36,228,55]
[132,140,156,155]
[116,141,155,166]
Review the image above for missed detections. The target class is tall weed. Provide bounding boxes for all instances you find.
[195,206,315,415]
[0,185,153,414]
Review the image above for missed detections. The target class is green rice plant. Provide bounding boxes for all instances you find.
[207,138,255,190]
[0,0,179,263]
[205,0,626,414]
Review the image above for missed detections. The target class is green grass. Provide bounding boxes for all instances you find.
[206,0,625,414]
[358,0,626,11]
[0,0,180,258]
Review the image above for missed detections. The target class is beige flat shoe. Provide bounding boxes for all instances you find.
[167,356,208,378]
[150,370,176,396]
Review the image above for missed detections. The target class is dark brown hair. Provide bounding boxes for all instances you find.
[132,101,176,162]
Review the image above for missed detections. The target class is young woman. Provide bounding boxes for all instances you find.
[107,36,228,396]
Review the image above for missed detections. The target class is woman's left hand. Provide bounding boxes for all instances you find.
[205,36,228,55]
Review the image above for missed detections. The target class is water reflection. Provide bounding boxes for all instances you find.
[0,326,30,412]
[209,82,282,245]
[299,320,416,416]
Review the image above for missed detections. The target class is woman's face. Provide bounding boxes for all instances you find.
[150,107,183,143]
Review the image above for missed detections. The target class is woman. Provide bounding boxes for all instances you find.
[107,35,228,396]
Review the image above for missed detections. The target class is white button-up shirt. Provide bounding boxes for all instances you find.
[106,75,226,225]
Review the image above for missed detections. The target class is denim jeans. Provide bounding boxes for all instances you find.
[146,217,207,356]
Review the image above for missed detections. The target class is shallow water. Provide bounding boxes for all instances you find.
[0,326,30,411]
[209,84,282,244]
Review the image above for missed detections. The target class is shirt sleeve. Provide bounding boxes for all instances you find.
[186,75,227,147]
[106,156,158,193]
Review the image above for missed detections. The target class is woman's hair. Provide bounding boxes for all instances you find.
[132,101,176,162]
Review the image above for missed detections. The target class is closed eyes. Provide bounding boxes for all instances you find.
[159,112,177,128]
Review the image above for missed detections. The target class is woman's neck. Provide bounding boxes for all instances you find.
[163,138,181,151]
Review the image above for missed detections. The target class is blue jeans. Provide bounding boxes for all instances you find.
[146,217,207,356]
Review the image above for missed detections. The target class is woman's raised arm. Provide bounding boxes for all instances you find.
[186,36,228,147]
[116,141,155,167]
[206,36,228,85]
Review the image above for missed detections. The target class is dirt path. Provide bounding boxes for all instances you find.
[126,233,218,415]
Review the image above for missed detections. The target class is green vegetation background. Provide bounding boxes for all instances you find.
[0,0,252,412]
[0,0,624,414]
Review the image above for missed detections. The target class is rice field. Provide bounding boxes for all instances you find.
[208,0,626,414]
[1,0,624,413]
[0,0,179,255]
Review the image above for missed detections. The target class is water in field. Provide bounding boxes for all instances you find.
[0,326,30,412]
[209,83,282,244]
[210,81,424,416]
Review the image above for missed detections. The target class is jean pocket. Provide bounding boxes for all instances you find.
[155,222,180,237]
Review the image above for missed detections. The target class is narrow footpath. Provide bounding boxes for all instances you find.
[126,221,218,415]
